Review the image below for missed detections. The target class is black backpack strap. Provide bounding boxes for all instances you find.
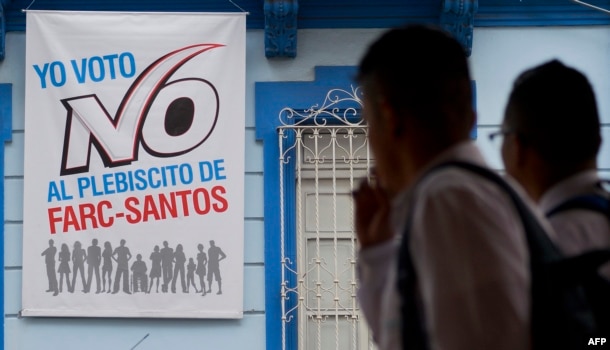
[424,161,564,261]
[397,160,595,350]
[546,193,610,218]
[396,160,555,350]
[397,202,428,350]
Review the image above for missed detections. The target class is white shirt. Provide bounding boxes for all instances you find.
[357,141,533,350]
[539,170,610,277]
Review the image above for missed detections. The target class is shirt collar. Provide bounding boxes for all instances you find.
[390,140,488,233]
[539,169,602,213]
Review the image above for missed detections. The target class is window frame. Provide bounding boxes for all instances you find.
[255,66,359,350]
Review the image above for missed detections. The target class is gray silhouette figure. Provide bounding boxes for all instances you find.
[85,238,102,293]
[41,239,59,296]
[112,239,132,294]
[131,254,148,293]
[57,243,71,294]
[160,241,174,293]
[148,245,162,293]
[207,240,226,295]
[70,241,87,293]
[186,257,199,293]
[171,244,187,293]
[101,241,113,293]
[196,243,208,296]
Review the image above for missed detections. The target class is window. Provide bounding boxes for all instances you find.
[256,67,376,350]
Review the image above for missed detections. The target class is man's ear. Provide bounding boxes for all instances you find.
[513,134,530,167]
[378,99,405,138]
[393,117,405,138]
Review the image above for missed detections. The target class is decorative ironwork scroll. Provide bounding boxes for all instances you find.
[278,86,363,126]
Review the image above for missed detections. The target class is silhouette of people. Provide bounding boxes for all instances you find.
[112,239,132,294]
[196,243,208,296]
[85,238,102,293]
[171,244,187,293]
[148,245,162,293]
[160,241,174,293]
[207,240,226,295]
[70,240,87,293]
[131,254,148,293]
[41,239,59,296]
[186,257,198,293]
[57,243,71,294]
[101,241,113,293]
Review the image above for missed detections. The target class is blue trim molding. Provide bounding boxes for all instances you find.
[3,0,609,60]
[441,0,478,57]
[255,66,358,350]
[0,1,5,61]
[2,0,610,32]
[264,0,298,58]
[0,83,12,350]
[0,84,10,140]
[475,5,610,26]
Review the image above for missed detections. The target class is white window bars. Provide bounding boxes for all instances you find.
[276,86,377,350]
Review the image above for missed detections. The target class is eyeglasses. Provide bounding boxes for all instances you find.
[488,129,515,143]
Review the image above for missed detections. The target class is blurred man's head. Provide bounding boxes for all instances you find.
[357,24,474,193]
[502,59,601,199]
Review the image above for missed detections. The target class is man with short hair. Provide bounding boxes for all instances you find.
[500,59,610,267]
[353,24,533,350]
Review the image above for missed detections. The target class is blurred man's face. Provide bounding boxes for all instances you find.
[361,88,394,191]
[500,110,525,187]
[501,130,518,178]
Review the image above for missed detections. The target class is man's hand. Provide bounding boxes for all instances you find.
[352,178,394,248]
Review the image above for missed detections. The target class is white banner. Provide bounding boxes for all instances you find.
[22,11,246,318]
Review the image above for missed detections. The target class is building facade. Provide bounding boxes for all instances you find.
[1,1,609,349]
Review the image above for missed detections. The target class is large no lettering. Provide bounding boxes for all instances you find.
[142,78,218,156]
[59,43,223,175]
[165,97,194,136]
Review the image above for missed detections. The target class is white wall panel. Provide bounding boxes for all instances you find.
[4,223,22,268]
[244,219,264,264]
[244,173,264,218]
[5,314,266,350]
[4,132,23,177]
[4,270,20,315]
[471,26,610,126]
[245,129,263,173]
[4,178,23,222]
